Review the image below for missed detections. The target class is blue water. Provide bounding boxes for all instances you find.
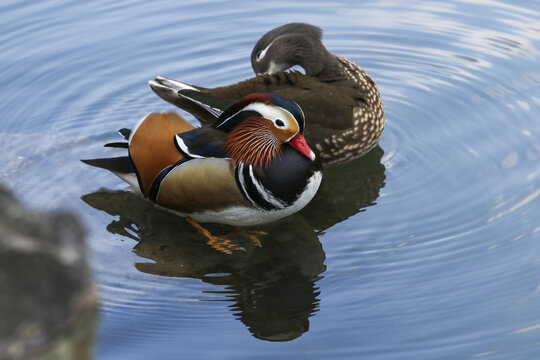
[2,0,540,359]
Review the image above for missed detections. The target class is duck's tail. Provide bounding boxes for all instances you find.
[149,76,232,125]
[82,112,195,196]
[81,156,140,190]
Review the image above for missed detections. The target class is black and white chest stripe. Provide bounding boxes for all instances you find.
[235,162,287,211]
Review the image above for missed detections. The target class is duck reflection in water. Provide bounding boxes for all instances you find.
[82,146,385,341]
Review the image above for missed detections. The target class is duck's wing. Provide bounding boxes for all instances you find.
[173,127,228,159]
[141,119,245,215]
[149,77,232,124]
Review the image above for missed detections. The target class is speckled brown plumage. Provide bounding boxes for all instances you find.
[200,58,385,165]
[313,55,385,164]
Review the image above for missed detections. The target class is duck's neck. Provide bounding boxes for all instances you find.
[296,45,329,77]
[312,52,344,80]
[298,49,349,82]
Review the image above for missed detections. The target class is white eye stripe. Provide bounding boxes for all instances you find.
[216,102,299,133]
[256,39,276,61]
[242,103,298,129]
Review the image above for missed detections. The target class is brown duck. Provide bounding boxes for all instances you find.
[150,23,385,165]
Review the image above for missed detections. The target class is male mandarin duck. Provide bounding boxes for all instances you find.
[82,93,322,238]
[150,23,385,165]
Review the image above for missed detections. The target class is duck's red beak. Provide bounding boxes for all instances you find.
[289,134,316,161]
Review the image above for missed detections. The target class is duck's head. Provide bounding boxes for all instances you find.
[215,93,316,168]
[251,23,329,77]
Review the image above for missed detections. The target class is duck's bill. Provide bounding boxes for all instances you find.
[289,134,316,161]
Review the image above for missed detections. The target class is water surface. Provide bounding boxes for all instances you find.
[2,0,540,359]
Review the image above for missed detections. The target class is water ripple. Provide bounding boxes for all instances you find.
[2,0,540,358]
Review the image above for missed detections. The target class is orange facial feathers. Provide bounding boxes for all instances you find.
[224,118,281,168]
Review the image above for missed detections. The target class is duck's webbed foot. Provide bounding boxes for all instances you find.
[229,228,267,248]
[185,218,267,254]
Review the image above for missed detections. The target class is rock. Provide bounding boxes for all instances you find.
[0,186,98,360]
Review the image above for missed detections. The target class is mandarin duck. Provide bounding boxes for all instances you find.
[150,23,385,165]
[82,93,322,242]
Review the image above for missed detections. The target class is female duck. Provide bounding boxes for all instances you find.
[150,23,385,165]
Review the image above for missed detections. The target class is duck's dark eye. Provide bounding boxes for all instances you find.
[256,50,262,60]
[275,119,285,127]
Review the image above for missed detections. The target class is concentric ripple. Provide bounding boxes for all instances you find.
[2,0,540,359]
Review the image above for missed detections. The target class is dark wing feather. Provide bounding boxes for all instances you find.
[176,127,228,159]
[178,89,233,118]
[104,142,129,148]
[149,77,224,125]
[118,128,131,140]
